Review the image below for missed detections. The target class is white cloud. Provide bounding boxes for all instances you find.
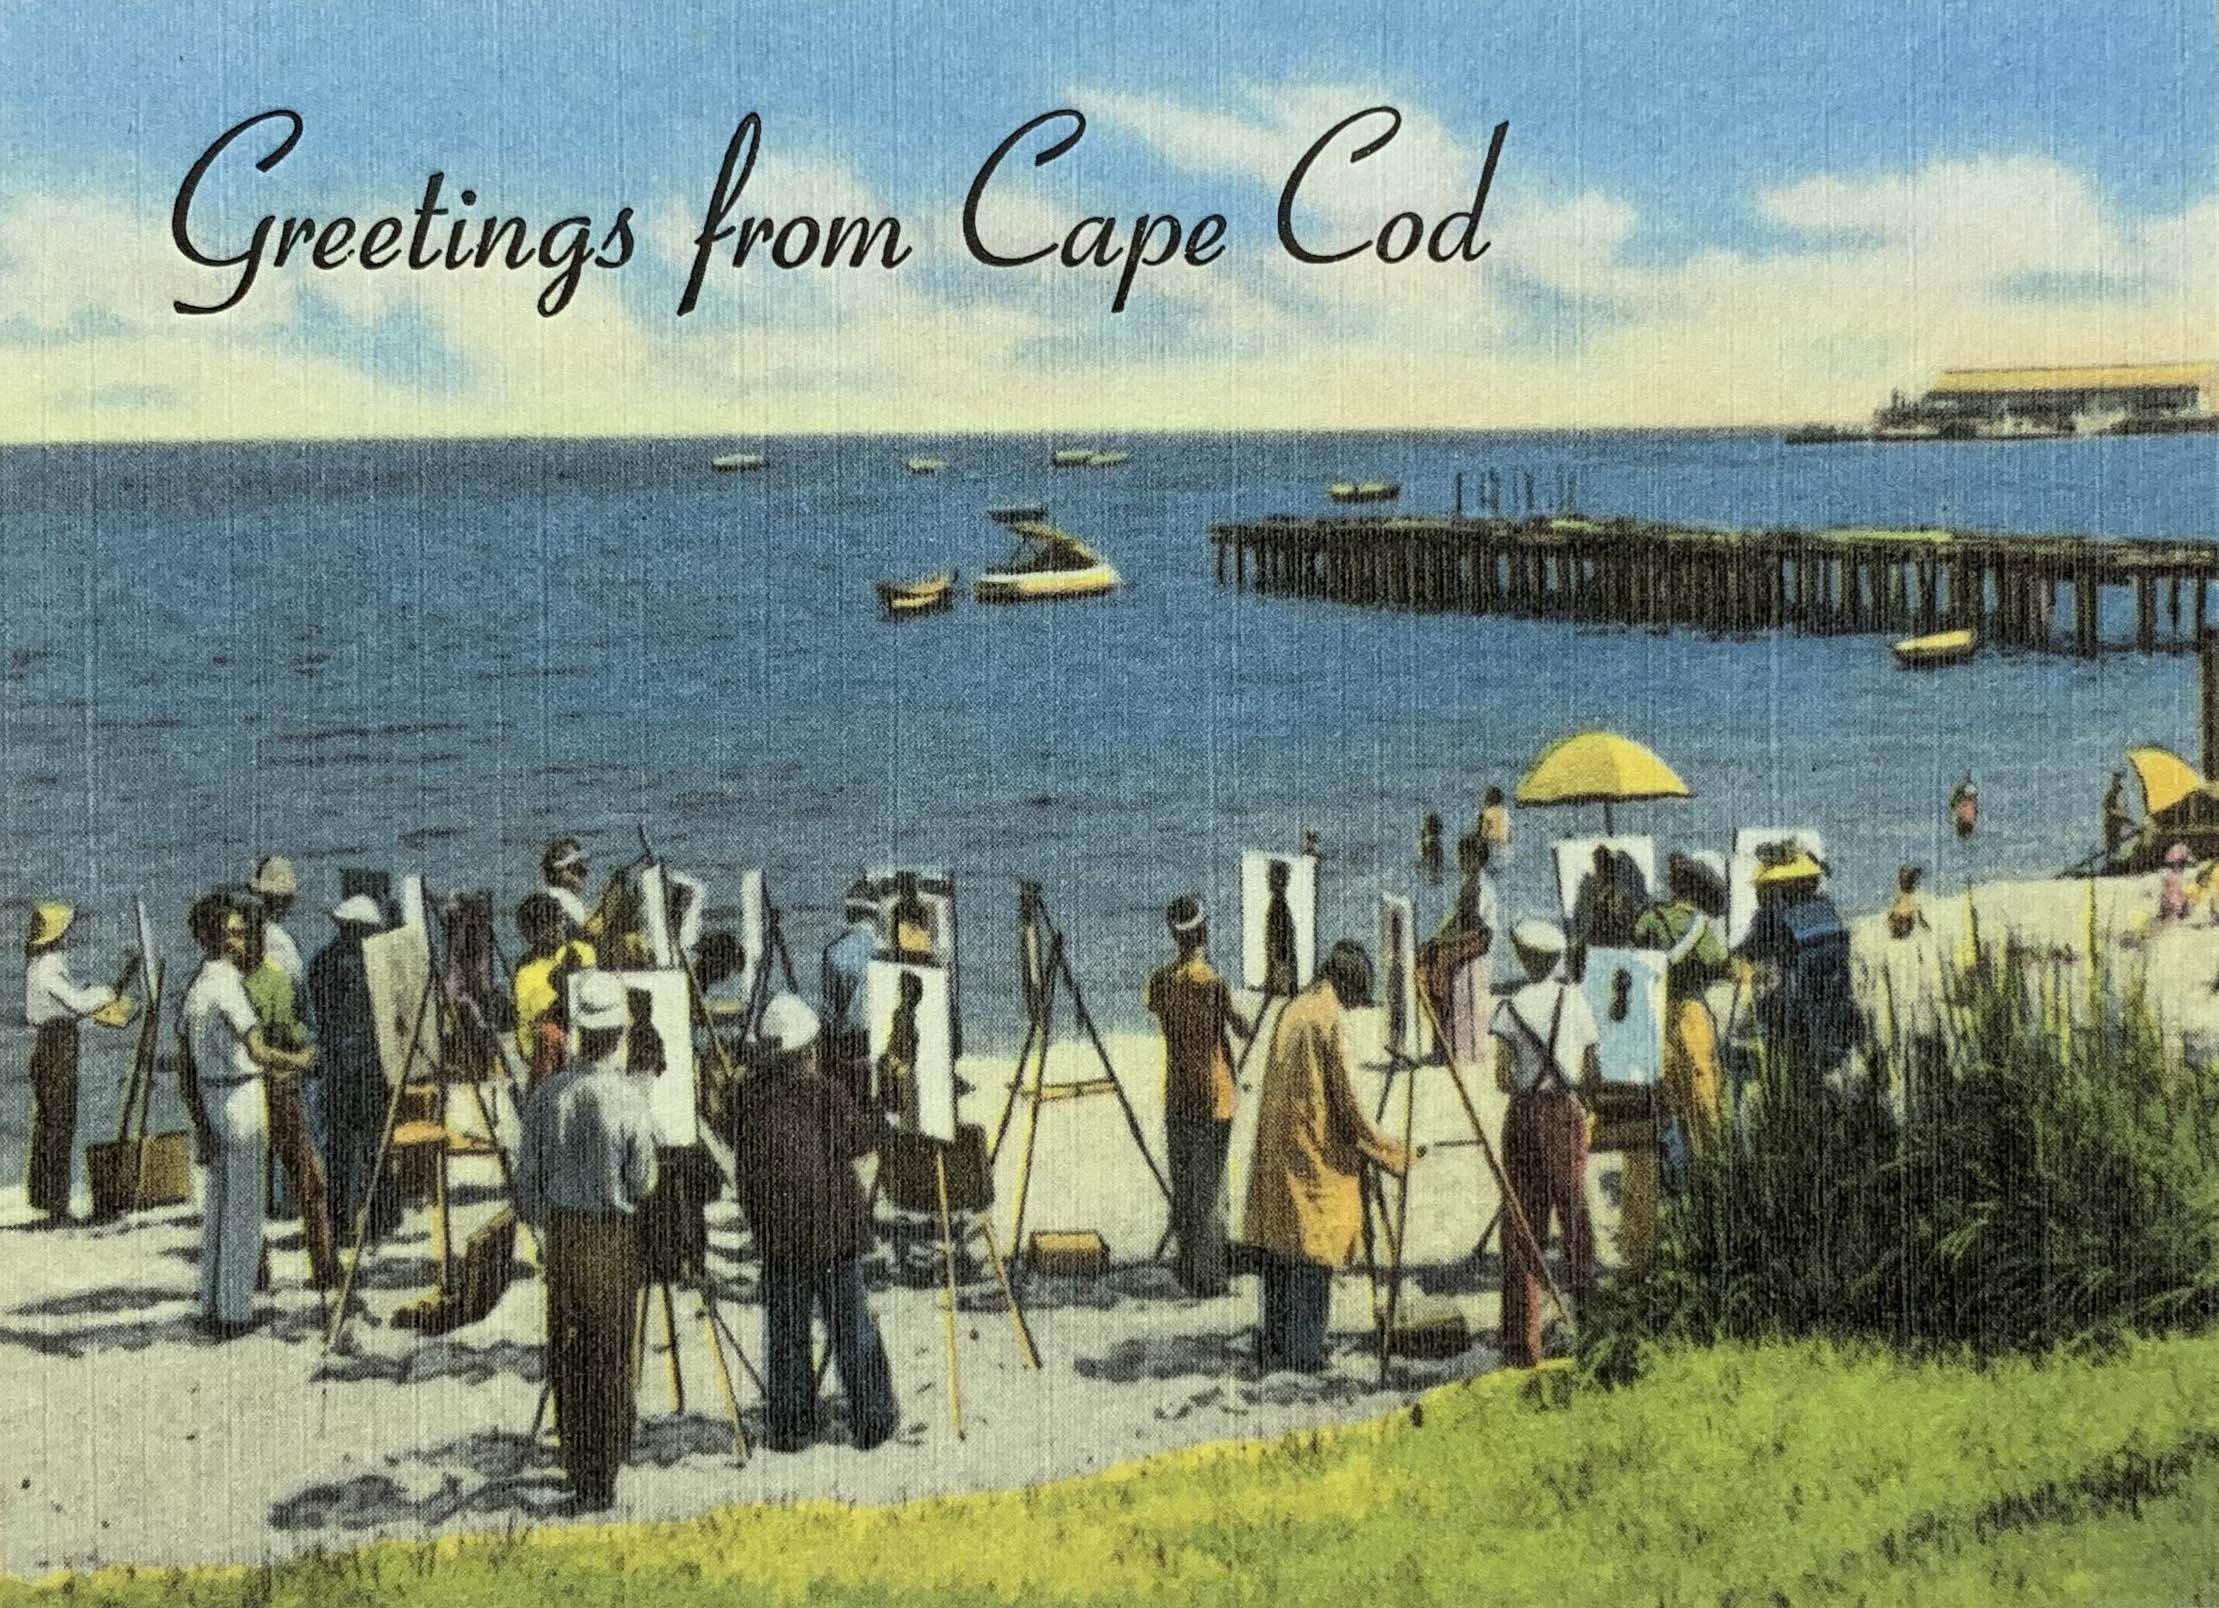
[1,90,2215,440]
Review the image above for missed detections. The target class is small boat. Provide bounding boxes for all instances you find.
[1893,627,1978,669]
[974,521,1120,603]
[904,456,948,475]
[877,572,957,618]
[1328,480,1400,504]
[988,503,1049,526]
[1049,448,1095,467]
[711,453,765,473]
[1087,450,1130,468]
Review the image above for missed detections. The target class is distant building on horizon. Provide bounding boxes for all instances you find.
[1908,361,2213,426]
[1792,359,2219,444]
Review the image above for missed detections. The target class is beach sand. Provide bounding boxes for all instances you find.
[0,1002,1622,1576]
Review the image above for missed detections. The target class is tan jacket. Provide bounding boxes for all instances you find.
[1241,979,1411,1266]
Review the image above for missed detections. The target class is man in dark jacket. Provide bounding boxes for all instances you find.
[304,895,397,1245]
[731,992,900,1452]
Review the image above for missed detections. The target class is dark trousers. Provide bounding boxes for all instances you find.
[27,1023,77,1218]
[1256,1251,1333,1372]
[546,1209,644,1501]
[1501,1087,1596,1368]
[265,1077,337,1286]
[324,1067,398,1248]
[1165,1114,1232,1297]
[761,1256,898,1450]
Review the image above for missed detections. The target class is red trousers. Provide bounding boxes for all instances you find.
[1500,1086,1594,1368]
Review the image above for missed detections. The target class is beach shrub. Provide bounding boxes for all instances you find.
[1582,954,2219,1381]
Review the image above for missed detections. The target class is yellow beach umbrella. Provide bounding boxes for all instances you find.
[1516,730,1691,833]
[2126,745,2202,818]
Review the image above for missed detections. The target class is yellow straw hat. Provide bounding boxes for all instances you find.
[26,903,73,949]
[1753,851,1825,886]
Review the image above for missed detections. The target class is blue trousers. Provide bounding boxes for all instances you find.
[761,1257,898,1450]
[1256,1252,1333,1372]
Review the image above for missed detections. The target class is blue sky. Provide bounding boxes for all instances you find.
[0,0,2212,436]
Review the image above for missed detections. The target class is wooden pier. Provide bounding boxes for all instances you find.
[1209,514,2219,655]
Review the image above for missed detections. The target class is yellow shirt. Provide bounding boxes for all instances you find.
[514,940,596,1061]
[1481,802,1510,847]
[1146,952,1239,1122]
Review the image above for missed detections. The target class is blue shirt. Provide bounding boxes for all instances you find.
[515,1057,660,1226]
[821,920,877,1041]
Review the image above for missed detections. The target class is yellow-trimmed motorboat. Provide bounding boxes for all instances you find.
[1892,627,1977,669]
[877,572,957,618]
[1328,479,1399,504]
[973,522,1120,603]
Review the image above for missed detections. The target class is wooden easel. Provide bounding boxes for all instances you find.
[987,891,1172,1268]
[323,906,523,1350]
[871,1127,1039,1439]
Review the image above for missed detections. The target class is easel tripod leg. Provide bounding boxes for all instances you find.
[933,1152,966,1440]
[974,1216,1040,1369]
[695,1274,749,1462]
[661,1281,685,1413]
[323,975,437,1350]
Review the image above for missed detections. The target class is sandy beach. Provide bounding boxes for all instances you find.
[6,864,2207,1578]
[0,1004,1621,1577]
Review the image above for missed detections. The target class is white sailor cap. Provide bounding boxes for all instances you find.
[759,992,821,1053]
[330,894,384,927]
[573,970,628,1032]
[1511,920,1567,960]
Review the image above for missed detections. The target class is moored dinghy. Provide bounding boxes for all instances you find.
[974,520,1120,603]
[711,453,766,472]
[877,572,958,618]
[1892,627,1978,669]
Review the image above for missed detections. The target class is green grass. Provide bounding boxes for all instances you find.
[13,1335,2219,1607]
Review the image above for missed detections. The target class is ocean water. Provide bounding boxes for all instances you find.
[3,427,2217,1177]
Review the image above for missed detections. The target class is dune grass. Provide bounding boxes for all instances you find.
[10,1333,2219,1608]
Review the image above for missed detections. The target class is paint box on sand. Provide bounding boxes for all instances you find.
[1027,1230,1111,1277]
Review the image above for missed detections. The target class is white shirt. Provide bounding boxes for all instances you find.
[24,951,117,1027]
[1490,977,1601,1093]
[182,958,261,1085]
[543,883,591,930]
[262,923,303,984]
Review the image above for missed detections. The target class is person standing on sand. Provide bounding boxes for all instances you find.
[241,908,337,1290]
[1421,833,1500,1067]
[1146,896,1251,1299]
[515,970,659,1510]
[306,895,395,1246]
[1488,921,1600,1369]
[512,893,595,1085]
[248,855,304,985]
[2103,772,2138,862]
[540,836,613,942]
[21,904,138,1225]
[1630,853,1731,1153]
[1737,852,1859,1080]
[1241,940,1415,1373]
[181,894,316,1337]
[729,993,900,1453]
[821,883,881,1108]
